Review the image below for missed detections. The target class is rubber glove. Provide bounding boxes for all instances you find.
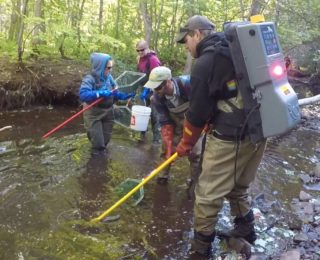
[140,88,150,101]
[161,124,175,159]
[176,119,203,157]
[96,90,113,98]
[114,91,136,100]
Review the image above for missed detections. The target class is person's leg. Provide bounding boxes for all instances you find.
[88,120,106,155]
[101,108,114,149]
[187,134,205,200]
[156,126,178,184]
[192,135,239,256]
[83,107,109,155]
[150,102,161,144]
[223,139,267,243]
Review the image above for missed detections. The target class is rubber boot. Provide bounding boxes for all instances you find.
[226,237,252,259]
[190,231,215,258]
[220,209,256,244]
[138,131,147,143]
[152,127,161,145]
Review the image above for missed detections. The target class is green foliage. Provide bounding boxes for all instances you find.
[0,0,320,72]
[0,35,17,59]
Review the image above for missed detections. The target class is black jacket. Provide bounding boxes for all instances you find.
[186,33,239,129]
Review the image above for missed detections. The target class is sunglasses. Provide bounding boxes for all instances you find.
[106,66,113,69]
[136,48,145,52]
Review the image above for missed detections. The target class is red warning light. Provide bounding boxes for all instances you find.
[271,64,284,77]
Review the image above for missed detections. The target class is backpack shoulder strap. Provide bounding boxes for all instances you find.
[174,76,190,100]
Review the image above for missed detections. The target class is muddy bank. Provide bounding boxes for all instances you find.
[0,58,319,110]
[0,58,88,110]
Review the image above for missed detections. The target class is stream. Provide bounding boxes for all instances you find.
[0,105,319,259]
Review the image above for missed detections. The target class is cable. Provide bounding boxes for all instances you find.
[233,103,261,217]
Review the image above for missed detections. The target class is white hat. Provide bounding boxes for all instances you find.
[144,66,172,89]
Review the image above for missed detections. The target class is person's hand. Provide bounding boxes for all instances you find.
[114,91,134,100]
[161,125,175,159]
[176,120,203,157]
[127,92,136,99]
[96,90,113,98]
[176,140,191,157]
[140,88,150,101]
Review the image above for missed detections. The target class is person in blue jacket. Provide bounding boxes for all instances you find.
[79,53,135,156]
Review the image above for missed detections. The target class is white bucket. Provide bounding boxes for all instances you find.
[130,105,151,131]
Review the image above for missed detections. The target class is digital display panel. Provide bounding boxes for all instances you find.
[260,24,280,55]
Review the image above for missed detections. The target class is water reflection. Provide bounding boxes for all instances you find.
[0,108,319,259]
[146,183,193,259]
[78,155,110,220]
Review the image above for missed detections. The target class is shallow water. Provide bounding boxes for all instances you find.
[0,106,319,259]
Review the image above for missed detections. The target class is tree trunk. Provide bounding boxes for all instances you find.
[139,0,152,45]
[239,0,245,21]
[169,0,179,48]
[299,94,320,106]
[8,0,21,41]
[17,0,28,62]
[32,0,45,52]
[76,0,86,53]
[183,0,195,73]
[274,0,280,27]
[153,0,164,51]
[99,0,103,34]
[115,0,120,38]
[184,53,193,74]
[250,0,263,16]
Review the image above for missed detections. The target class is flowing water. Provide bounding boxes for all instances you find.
[0,106,319,259]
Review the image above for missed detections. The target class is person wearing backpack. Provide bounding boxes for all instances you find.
[175,15,267,257]
[136,40,161,144]
[79,53,135,156]
[143,66,204,194]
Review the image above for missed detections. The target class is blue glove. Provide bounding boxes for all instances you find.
[140,88,150,101]
[114,91,135,100]
[96,90,113,98]
[127,92,136,99]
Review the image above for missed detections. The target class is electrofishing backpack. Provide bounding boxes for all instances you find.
[223,16,301,144]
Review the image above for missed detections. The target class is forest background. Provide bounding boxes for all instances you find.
[0,0,320,110]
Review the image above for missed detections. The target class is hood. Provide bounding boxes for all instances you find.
[196,32,229,58]
[90,52,112,82]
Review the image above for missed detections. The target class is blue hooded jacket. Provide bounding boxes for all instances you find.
[79,53,117,104]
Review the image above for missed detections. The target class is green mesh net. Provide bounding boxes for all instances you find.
[115,71,146,93]
[114,178,144,206]
[113,105,132,128]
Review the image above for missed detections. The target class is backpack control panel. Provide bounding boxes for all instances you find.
[224,20,301,144]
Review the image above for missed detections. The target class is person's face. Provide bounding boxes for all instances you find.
[136,45,148,57]
[183,30,202,58]
[154,80,170,98]
[104,60,113,76]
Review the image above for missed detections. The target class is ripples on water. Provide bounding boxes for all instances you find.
[0,107,319,259]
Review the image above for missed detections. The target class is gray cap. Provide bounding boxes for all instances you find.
[176,15,215,44]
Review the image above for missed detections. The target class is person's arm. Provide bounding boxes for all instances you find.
[176,59,215,157]
[152,94,175,159]
[79,75,98,102]
[186,63,215,128]
[149,55,161,70]
[79,75,114,102]
[113,90,135,100]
